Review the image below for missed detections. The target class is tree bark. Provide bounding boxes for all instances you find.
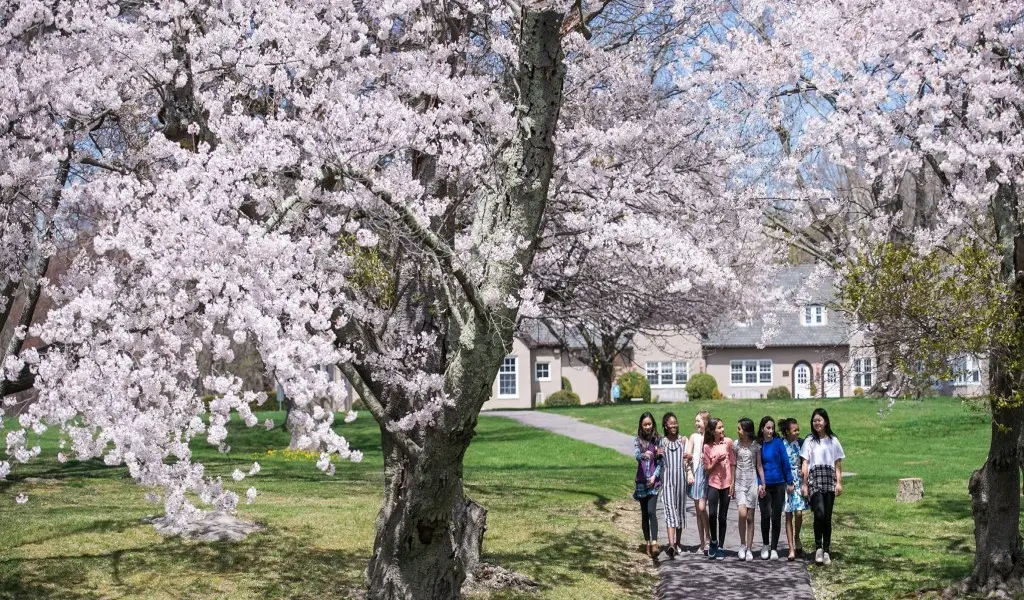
[961,179,1024,597]
[362,7,565,599]
[366,430,487,600]
[596,358,615,404]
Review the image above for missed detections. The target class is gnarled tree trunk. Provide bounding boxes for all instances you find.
[358,8,567,599]
[961,179,1024,597]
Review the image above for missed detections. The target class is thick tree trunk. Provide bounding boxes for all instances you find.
[366,431,487,600]
[596,359,614,404]
[361,6,565,598]
[960,179,1024,597]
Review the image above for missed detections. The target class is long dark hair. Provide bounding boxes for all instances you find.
[703,417,722,447]
[737,417,755,442]
[637,411,660,449]
[809,407,835,440]
[757,415,776,442]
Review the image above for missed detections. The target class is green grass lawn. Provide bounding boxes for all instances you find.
[546,396,995,599]
[0,413,655,600]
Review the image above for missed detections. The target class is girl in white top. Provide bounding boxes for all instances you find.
[800,407,845,566]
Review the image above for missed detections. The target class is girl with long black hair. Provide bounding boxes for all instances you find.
[634,411,663,557]
[800,408,845,565]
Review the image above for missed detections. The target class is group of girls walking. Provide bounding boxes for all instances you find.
[633,407,844,566]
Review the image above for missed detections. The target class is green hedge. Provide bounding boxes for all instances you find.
[686,373,718,401]
[616,371,652,403]
[544,389,581,407]
[766,385,792,400]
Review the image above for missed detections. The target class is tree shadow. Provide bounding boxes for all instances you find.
[0,527,368,600]
[484,527,653,598]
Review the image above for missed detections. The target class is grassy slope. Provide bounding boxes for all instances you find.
[0,413,654,600]
[547,397,993,599]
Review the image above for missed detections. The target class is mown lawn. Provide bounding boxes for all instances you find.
[546,396,995,599]
[0,412,654,600]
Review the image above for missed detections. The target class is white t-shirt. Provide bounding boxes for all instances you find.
[800,435,845,469]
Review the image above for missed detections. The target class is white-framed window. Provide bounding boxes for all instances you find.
[498,356,518,397]
[534,362,551,381]
[951,355,982,386]
[853,357,874,388]
[730,360,772,385]
[645,361,689,387]
[802,305,826,326]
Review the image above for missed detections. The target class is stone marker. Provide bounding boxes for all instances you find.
[897,477,924,502]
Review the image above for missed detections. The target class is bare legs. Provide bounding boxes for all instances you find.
[693,497,709,552]
[738,504,756,551]
[785,511,804,559]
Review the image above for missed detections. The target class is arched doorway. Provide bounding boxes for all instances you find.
[793,362,812,398]
[823,362,842,398]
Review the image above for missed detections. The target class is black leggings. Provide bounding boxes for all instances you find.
[639,494,659,542]
[759,483,786,549]
[707,486,731,544]
[809,491,836,551]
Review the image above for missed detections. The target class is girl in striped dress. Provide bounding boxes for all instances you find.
[659,412,687,558]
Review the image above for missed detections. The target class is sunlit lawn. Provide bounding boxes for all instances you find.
[546,396,995,599]
[0,412,655,600]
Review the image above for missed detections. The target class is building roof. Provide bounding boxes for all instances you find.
[703,265,851,349]
[518,319,588,350]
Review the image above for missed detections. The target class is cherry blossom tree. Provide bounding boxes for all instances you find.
[0,0,776,597]
[697,0,1024,593]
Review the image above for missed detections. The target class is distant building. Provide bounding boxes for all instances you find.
[481,265,988,409]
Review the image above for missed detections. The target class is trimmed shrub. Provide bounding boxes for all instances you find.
[853,386,865,397]
[561,376,573,392]
[809,381,818,397]
[686,373,719,401]
[616,371,652,403]
[544,389,581,407]
[766,385,792,400]
[712,389,725,400]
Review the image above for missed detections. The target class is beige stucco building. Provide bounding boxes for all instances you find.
[480,265,989,407]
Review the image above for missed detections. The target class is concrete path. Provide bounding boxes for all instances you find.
[486,411,816,600]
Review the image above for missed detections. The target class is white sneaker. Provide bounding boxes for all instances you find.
[745,548,754,562]
[760,545,770,560]
[738,546,747,561]
[823,552,832,565]
[770,550,779,560]
[815,548,824,564]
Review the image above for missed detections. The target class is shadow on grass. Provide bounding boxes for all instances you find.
[485,527,652,598]
[0,527,367,600]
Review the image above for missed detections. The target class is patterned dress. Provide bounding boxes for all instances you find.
[733,439,761,509]
[659,436,687,529]
[784,439,809,512]
[688,432,707,500]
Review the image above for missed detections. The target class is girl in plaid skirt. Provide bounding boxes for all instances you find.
[800,408,845,566]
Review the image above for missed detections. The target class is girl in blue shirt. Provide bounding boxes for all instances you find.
[757,416,793,560]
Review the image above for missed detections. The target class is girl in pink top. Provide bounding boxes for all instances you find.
[702,417,735,559]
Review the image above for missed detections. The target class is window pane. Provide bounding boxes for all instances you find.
[804,306,811,324]
[535,363,549,380]
[745,371,757,384]
[864,372,873,387]
[731,361,742,373]
[675,362,688,385]
[660,363,673,385]
[646,362,658,385]
[732,372,743,384]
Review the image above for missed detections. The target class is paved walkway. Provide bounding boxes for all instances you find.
[486,411,816,600]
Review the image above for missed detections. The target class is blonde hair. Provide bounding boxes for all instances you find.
[696,409,710,425]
